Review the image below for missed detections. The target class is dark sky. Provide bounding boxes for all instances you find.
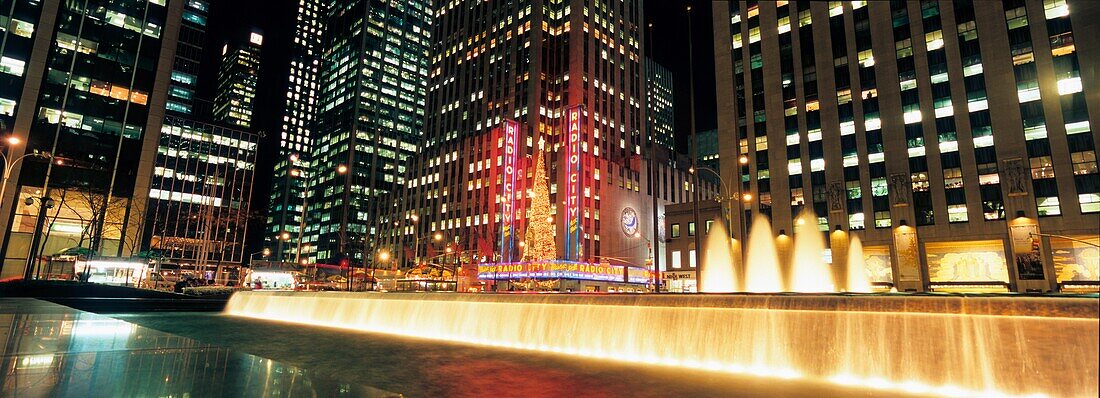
[204,0,718,251]
[207,0,294,252]
[645,0,718,153]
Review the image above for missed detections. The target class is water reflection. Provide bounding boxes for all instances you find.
[0,299,400,397]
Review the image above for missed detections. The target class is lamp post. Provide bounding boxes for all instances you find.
[689,165,739,238]
[633,231,654,289]
[249,248,271,265]
[2,137,51,209]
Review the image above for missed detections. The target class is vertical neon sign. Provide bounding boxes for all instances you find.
[565,106,583,260]
[499,120,520,262]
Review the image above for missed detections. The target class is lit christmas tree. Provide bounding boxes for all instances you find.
[523,143,556,261]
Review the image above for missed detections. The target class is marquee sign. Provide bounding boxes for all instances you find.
[478,260,650,284]
[564,105,583,260]
[499,120,521,262]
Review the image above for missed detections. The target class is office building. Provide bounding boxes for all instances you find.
[305,0,433,266]
[697,128,720,172]
[145,116,258,280]
[383,0,720,292]
[213,30,262,129]
[711,0,1100,293]
[165,0,209,116]
[265,0,325,262]
[0,0,186,279]
[646,57,675,153]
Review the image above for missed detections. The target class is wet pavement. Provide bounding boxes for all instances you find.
[0,298,397,397]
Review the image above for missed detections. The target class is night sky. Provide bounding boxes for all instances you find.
[206,0,718,251]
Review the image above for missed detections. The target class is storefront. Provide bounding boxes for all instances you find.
[661,270,697,293]
[78,259,152,287]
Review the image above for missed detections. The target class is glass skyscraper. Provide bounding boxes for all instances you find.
[0,0,186,279]
[305,0,432,266]
[265,0,325,262]
[646,57,675,153]
[213,30,262,129]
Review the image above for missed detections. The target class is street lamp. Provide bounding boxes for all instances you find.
[1,137,51,209]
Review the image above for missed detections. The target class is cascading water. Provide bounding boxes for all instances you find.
[743,216,783,292]
[225,292,1099,398]
[846,236,873,293]
[699,218,736,293]
[789,212,835,293]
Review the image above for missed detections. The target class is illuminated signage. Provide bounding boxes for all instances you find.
[499,120,520,262]
[564,106,583,260]
[478,260,650,284]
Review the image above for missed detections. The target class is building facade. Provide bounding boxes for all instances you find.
[265,0,325,262]
[384,0,721,292]
[712,0,1100,293]
[165,0,209,116]
[697,128,720,172]
[0,0,185,279]
[646,57,675,153]
[213,30,262,129]
[145,116,257,279]
[305,0,432,266]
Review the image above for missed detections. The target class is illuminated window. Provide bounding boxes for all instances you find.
[1036,196,1061,216]
[948,204,968,223]
[874,211,891,228]
[1030,156,1055,179]
[1080,194,1100,213]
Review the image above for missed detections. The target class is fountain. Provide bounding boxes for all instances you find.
[699,218,736,293]
[226,292,1099,397]
[742,216,783,292]
[846,236,873,293]
[788,212,836,293]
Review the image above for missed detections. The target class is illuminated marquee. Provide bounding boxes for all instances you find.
[478,260,650,284]
[499,120,521,262]
[564,106,583,260]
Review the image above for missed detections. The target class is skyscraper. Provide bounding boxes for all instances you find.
[712,0,1100,293]
[165,0,209,116]
[145,116,258,281]
[0,0,186,279]
[388,0,714,292]
[305,0,433,266]
[213,30,263,129]
[646,57,675,153]
[265,0,325,262]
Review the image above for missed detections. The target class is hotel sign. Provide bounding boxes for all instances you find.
[478,260,649,284]
[564,105,583,260]
[499,120,521,262]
